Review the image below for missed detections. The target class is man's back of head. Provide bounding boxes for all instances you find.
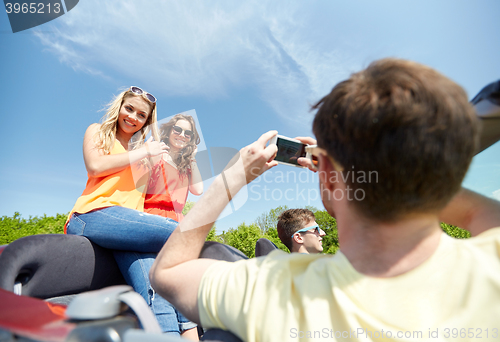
[313,58,479,222]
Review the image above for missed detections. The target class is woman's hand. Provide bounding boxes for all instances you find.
[144,136,169,157]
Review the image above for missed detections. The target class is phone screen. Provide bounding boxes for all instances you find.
[274,137,307,166]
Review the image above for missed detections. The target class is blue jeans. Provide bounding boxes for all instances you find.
[113,251,196,334]
[66,206,196,335]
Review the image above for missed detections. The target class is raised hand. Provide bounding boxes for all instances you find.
[144,136,169,156]
[216,131,279,198]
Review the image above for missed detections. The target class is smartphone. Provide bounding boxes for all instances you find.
[304,145,320,170]
[269,135,309,168]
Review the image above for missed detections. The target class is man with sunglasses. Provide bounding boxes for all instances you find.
[277,209,326,254]
[151,58,500,342]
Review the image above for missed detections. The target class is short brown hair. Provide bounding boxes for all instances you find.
[277,209,316,251]
[313,58,479,222]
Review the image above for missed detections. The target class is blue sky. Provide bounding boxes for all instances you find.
[1,0,499,233]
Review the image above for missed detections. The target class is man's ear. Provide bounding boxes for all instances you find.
[318,154,336,192]
[292,233,304,244]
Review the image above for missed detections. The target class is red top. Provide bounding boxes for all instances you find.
[143,160,189,222]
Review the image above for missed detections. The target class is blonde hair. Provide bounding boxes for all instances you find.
[160,114,201,176]
[95,88,160,154]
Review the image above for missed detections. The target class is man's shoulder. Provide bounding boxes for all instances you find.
[260,249,337,266]
[462,227,500,246]
[460,227,500,256]
[253,250,356,284]
[472,226,500,238]
[203,250,340,279]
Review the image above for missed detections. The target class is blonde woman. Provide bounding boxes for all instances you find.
[65,87,197,338]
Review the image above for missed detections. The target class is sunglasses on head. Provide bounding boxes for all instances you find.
[172,125,193,139]
[130,86,157,103]
[292,225,323,237]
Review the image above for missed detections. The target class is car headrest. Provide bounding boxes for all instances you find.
[0,234,125,299]
[471,80,500,154]
[200,241,248,261]
[255,238,278,257]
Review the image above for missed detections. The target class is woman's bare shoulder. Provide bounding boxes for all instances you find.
[83,124,102,141]
[83,124,103,150]
[86,123,101,134]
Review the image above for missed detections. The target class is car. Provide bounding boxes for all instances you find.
[0,233,249,342]
[0,80,499,342]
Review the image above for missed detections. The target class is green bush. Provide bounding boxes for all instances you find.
[0,212,67,245]
[255,205,289,234]
[181,201,195,216]
[218,223,262,258]
[0,205,471,256]
[206,226,223,243]
[312,210,339,255]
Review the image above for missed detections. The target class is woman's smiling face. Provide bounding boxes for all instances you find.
[168,119,192,152]
[116,96,151,139]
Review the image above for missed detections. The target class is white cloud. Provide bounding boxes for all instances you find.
[492,189,500,201]
[34,0,357,122]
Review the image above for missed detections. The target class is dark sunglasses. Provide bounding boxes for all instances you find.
[172,125,193,139]
[130,86,157,103]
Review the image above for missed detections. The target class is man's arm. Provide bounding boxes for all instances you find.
[150,131,278,323]
[439,187,500,236]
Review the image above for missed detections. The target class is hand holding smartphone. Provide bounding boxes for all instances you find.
[269,135,317,168]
